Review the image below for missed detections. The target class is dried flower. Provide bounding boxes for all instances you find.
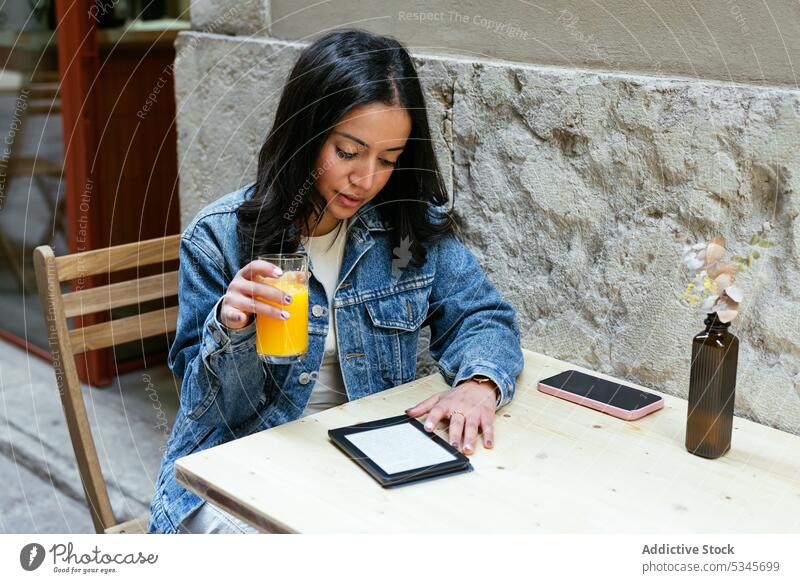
[675,224,773,323]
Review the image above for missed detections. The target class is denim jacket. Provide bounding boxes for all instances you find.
[147,183,524,534]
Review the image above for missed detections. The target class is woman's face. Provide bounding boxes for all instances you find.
[310,102,412,234]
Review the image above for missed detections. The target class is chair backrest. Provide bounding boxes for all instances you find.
[33,235,181,533]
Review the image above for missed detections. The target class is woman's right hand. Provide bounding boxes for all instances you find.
[218,260,294,330]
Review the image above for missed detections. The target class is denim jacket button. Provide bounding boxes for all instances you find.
[312,304,325,317]
[298,372,311,384]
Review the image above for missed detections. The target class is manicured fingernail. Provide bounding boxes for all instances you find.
[451,442,458,448]
[274,267,284,276]
[464,444,472,452]
[424,422,433,431]
[281,310,290,319]
[284,294,292,304]
[486,440,493,447]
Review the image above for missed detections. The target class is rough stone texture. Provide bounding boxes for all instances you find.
[174,33,800,435]
[450,62,800,436]
[190,0,271,37]
[174,33,299,224]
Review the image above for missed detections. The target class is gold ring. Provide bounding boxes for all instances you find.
[450,409,465,419]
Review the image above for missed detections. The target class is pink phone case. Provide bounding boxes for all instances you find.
[537,381,664,421]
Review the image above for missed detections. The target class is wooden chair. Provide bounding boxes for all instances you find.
[33,234,181,533]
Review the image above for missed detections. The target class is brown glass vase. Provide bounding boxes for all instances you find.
[685,313,739,458]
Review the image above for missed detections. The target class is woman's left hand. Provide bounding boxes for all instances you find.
[405,380,498,455]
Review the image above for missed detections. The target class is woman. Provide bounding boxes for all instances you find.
[148,28,524,534]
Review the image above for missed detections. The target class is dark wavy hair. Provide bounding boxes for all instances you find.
[236,28,456,267]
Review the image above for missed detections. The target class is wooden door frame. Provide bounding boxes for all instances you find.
[55,0,114,386]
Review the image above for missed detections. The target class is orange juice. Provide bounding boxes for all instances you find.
[255,273,309,359]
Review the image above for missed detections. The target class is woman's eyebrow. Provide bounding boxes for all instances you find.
[334,131,405,151]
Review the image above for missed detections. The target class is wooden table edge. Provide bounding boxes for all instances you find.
[174,460,298,534]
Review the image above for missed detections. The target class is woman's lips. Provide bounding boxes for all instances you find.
[336,191,363,207]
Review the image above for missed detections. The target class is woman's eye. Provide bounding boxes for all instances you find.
[336,146,397,167]
[336,147,356,160]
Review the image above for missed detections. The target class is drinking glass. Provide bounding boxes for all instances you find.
[254,253,309,364]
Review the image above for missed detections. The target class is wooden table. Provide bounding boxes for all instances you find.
[174,349,800,533]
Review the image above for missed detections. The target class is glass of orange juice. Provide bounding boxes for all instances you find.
[254,253,309,364]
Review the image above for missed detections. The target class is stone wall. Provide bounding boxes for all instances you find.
[189,0,800,87]
[174,31,800,434]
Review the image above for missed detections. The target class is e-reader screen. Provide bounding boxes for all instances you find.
[344,422,457,475]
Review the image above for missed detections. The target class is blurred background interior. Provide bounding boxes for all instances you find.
[1,0,188,532]
[1,0,188,380]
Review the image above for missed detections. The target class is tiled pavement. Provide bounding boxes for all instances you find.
[0,340,178,533]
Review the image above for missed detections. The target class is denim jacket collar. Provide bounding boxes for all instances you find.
[283,199,391,286]
[324,200,390,288]
[288,199,393,255]
[352,199,393,232]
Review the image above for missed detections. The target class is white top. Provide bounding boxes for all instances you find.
[299,219,350,417]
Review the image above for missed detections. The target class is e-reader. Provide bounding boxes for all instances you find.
[328,415,473,487]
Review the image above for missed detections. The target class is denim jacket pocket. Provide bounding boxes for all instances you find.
[363,285,430,384]
[364,286,429,331]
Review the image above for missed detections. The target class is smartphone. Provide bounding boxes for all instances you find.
[537,370,664,421]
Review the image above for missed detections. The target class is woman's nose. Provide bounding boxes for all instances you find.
[350,158,376,192]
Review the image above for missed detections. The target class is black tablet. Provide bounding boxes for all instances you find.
[328,414,473,488]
